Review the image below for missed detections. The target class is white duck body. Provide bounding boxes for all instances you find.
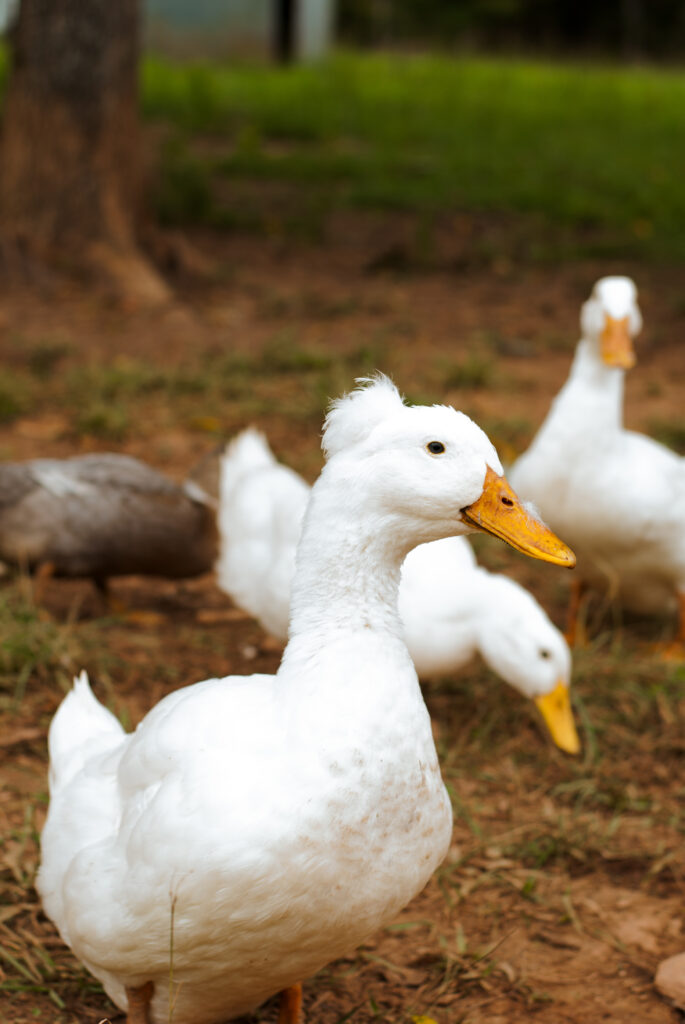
[510,276,685,614]
[43,378,557,1024]
[216,429,310,640]
[400,539,571,697]
[218,432,571,699]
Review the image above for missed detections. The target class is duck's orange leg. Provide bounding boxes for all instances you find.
[278,982,303,1024]
[656,591,685,661]
[32,560,56,604]
[95,578,166,627]
[126,981,154,1024]
[677,591,685,643]
[565,578,586,647]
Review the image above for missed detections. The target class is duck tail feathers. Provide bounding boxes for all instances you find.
[220,428,275,494]
[48,671,124,793]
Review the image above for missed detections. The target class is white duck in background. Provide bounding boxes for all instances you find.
[510,275,685,645]
[217,428,578,754]
[39,377,574,1024]
[217,428,309,641]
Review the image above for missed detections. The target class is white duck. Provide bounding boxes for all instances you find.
[38,377,574,1024]
[217,429,577,753]
[510,275,685,644]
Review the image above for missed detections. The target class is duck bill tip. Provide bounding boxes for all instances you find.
[535,681,580,755]
[461,467,576,568]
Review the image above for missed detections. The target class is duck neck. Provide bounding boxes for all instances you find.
[471,571,519,663]
[284,465,421,648]
[551,337,625,433]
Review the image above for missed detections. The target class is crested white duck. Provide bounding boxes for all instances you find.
[510,276,685,642]
[0,453,217,593]
[38,377,574,1024]
[217,428,577,753]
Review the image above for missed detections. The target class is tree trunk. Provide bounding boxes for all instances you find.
[0,0,170,305]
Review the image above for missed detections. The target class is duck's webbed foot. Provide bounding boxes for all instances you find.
[652,592,685,662]
[95,578,166,626]
[676,591,685,647]
[32,560,56,604]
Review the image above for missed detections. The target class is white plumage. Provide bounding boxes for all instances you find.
[217,428,309,640]
[38,377,571,1024]
[510,276,685,623]
[217,429,574,724]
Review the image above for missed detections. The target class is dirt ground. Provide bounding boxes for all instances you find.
[0,220,684,1023]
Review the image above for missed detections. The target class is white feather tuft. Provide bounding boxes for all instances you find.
[48,671,124,793]
[322,374,404,460]
[221,429,276,488]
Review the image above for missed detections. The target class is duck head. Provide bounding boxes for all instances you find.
[580,276,642,370]
[322,375,576,568]
[475,574,579,754]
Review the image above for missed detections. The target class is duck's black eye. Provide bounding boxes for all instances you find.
[426,441,445,455]
[539,649,551,660]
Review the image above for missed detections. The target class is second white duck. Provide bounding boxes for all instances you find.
[510,275,685,644]
[217,428,578,753]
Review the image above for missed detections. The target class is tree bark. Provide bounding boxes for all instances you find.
[0,0,170,305]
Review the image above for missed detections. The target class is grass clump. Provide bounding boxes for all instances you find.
[154,137,214,226]
[0,372,34,424]
[66,360,169,404]
[649,418,685,453]
[0,587,84,703]
[444,351,496,390]
[260,333,333,374]
[74,403,129,442]
[24,341,71,380]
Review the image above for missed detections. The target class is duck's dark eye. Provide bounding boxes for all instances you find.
[426,441,445,455]
[539,649,551,660]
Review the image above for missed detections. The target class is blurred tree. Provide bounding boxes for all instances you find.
[0,0,170,304]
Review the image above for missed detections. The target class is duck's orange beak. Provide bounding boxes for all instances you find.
[461,467,576,567]
[535,681,580,755]
[600,314,635,369]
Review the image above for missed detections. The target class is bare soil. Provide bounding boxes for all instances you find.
[0,221,683,1023]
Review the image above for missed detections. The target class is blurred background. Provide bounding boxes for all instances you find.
[0,0,682,456]
[0,4,684,1024]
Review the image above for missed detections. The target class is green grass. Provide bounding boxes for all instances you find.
[0,586,91,704]
[443,351,496,390]
[649,418,685,453]
[142,51,685,260]
[0,332,392,444]
[0,370,34,424]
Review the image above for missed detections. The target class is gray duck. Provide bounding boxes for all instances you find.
[0,453,218,596]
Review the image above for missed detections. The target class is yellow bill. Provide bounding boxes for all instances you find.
[461,467,576,568]
[535,680,580,755]
[600,314,635,369]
